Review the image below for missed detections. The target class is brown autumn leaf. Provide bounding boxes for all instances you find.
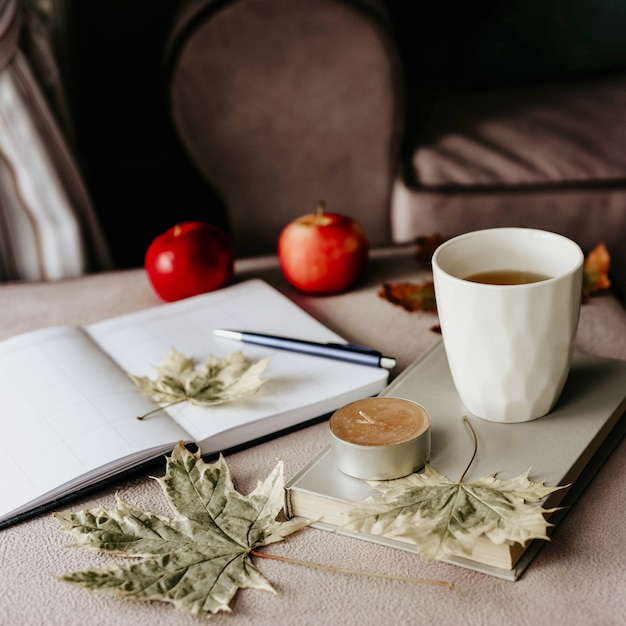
[378,280,437,313]
[582,243,611,301]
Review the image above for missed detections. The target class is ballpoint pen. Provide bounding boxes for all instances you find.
[213,329,397,369]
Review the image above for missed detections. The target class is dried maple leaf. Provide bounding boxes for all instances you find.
[378,280,437,312]
[55,442,310,617]
[582,243,611,300]
[341,418,564,563]
[128,348,270,419]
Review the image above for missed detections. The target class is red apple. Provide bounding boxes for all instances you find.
[278,202,369,294]
[145,221,234,302]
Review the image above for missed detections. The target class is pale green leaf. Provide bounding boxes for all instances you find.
[128,348,270,418]
[342,464,565,562]
[55,442,309,617]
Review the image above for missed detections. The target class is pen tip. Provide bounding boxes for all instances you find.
[214,329,240,340]
[380,357,397,369]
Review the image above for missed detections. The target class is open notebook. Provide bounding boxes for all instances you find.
[0,279,389,529]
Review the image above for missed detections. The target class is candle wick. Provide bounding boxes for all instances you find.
[357,410,378,425]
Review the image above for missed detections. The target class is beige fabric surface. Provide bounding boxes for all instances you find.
[2,247,626,625]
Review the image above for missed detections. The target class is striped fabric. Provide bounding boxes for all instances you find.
[0,0,111,282]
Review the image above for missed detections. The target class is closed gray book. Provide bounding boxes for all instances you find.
[285,341,626,580]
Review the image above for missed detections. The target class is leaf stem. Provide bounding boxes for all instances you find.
[459,416,478,483]
[249,549,454,589]
[137,399,187,420]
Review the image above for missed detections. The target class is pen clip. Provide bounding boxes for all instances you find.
[326,342,381,356]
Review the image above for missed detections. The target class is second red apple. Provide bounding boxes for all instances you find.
[278,203,369,294]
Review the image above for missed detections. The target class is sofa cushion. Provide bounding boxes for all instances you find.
[408,73,626,188]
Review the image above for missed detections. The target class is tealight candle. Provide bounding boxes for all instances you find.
[329,397,431,480]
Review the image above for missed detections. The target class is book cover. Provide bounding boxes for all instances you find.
[0,279,389,529]
[285,341,626,580]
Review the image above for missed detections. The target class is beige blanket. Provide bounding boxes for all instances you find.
[2,248,625,626]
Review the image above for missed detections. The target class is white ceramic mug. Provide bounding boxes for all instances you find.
[432,228,584,423]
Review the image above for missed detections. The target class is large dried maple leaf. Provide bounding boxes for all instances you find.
[342,462,563,562]
[55,443,309,617]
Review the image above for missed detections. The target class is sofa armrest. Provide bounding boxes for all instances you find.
[165,0,403,257]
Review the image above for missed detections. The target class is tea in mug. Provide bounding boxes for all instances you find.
[464,270,550,285]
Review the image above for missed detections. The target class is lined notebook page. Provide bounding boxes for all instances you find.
[0,327,187,521]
